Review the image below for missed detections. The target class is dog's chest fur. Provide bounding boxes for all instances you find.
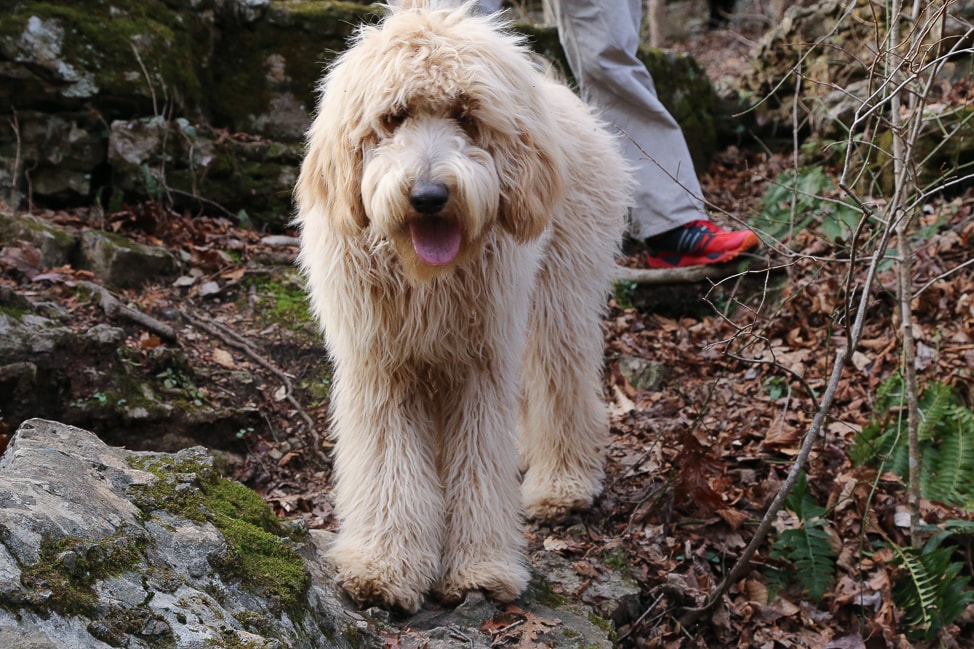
[340,229,543,367]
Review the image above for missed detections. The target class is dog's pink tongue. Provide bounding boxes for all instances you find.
[409,218,461,266]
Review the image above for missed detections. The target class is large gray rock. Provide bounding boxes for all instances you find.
[106,117,303,230]
[0,420,623,648]
[0,210,77,268]
[738,0,974,139]
[78,228,177,289]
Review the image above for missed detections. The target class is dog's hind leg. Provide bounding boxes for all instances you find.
[327,364,444,613]
[519,262,612,523]
[433,366,529,604]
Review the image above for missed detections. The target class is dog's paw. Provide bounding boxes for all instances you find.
[433,559,529,606]
[522,469,601,522]
[330,544,435,614]
[338,566,425,614]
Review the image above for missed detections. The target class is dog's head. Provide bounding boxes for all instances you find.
[295,3,568,280]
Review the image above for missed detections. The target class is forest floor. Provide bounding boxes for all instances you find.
[2,6,974,649]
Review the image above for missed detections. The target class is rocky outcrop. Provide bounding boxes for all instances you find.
[738,1,974,139]
[0,419,627,648]
[0,299,237,452]
[727,0,974,191]
[0,225,262,453]
[0,0,722,228]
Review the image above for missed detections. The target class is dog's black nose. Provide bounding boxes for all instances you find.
[409,181,449,214]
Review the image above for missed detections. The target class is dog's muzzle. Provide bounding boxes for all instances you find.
[407,180,461,266]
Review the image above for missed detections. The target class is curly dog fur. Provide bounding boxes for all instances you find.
[295,2,631,612]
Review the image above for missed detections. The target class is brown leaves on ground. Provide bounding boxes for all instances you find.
[480,606,560,648]
[589,145,974,646]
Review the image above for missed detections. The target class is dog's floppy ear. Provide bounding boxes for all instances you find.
[494,116,567,243]
[294,74,369,236]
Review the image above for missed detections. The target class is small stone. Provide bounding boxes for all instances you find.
[198,281,222,297]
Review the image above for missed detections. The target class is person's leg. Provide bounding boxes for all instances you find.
[476,0,504,13]
[474,0,758,266]
[550,0,705,239]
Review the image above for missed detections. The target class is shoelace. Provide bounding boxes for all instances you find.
[675,224,716,254]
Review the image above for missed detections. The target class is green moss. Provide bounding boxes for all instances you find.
[127,454,310,614]
[241,273,314,328]
[527,573,568,609]
[0,305,30,320]
[342,622,366,649]
[211,514,308,612]
[206,630,266,649]
[2,214,77,252]
[601,548,628,572]
[4,2,203,113]
[298,375,333,408]
[19,532,148,617]
[587,613,617,642]
[233,610,274,636]
[129,455,210,522]
[89,607,175,649]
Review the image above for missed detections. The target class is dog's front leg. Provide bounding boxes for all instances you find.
[433,370,529,604]
[328,366,444,613]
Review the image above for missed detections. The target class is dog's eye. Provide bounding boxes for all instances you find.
[452,108,478,138]
[381,109,408,131]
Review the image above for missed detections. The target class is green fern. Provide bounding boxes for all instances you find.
[890,543,941,631]
[925,407,974,508]
[852,375,974,509]
[890,535,974,639]
[755,166,861,243]
[767,473,837,602]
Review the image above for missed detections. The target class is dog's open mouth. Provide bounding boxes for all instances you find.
[409,217,462,266]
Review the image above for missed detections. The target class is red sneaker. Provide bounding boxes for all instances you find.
[645,220,759,269]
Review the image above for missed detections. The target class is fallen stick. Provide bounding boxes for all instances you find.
[77,280,177,341]
[179,309,331,466]
[613,264,730,285]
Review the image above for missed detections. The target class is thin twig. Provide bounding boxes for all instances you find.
[8,109,21,208]
[913,256,974,298]
[178,309,330,465]
[77,280,177,341]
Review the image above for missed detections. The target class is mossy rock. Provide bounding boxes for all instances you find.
[638,46,720,169]
[78,228,177,288]
[1,0,722,225]
[0,1,206,119]
[107,116,303,228]
[129,451,310,613]
[0,211,78,267]
[209,0,382,140]
[869,106,974,196]
[20,531,150,617]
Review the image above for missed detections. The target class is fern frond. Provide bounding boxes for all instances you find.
[890,538,974,639]
[853,379,974,510]
[890,543,939,630]
[851,374,906,466]
[925,407,974,507]
[784,472,826,520]
[793,523,835,601]
[916,381,957,443]
[768,473,837,602]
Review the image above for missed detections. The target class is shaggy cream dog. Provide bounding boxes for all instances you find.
[295,2,630,613]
